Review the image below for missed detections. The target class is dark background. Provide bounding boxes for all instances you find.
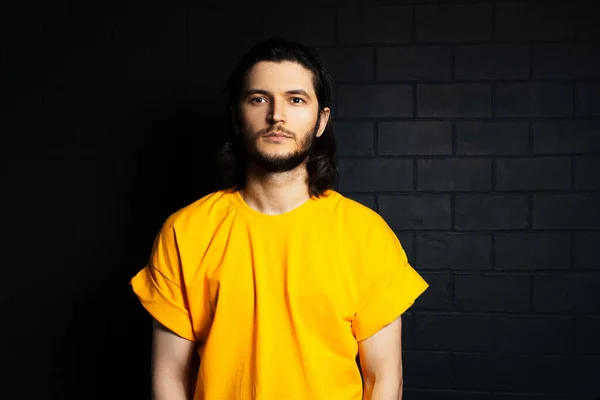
[2,0,599,399]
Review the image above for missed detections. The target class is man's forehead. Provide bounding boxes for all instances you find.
[243,61,315,95]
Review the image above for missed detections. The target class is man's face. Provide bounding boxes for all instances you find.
[237,61,330,172]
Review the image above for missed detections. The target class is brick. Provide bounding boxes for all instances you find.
[575,156,600,190]
[575,316,600,354]
[412,312,493,352]
[495,83,573,118]
[402,313,417,349]
[417,84,491,118]
[250,0,475,5]
[402,351,452,389]
[338,159,412,191]
[416,233,491,270]
[495,233,571,271]
[451,354,493,390]
[578,2,600,40]
[316,0,493,4]
[395,232,414,264]
[576,82,600,116]
[494,316,573,354]
[338,7,412,45]
[316,47,373,82]
[334,122,374,156]
[6,155,93,245]
[455,195,529,230]
[111,11,188,80]
[339,192,376,211]
[533,43,600,79]
[378,122,452,156]
[190,7,335,51]
[376,46,452,81]
[534,273,600,313]
[495,2,579,42]
[454,354,597,393]
[574,233,600,270]
[415,4,491,43]
[330,89,338,114]
[495,157,571,191]
[493,394,597,400]
[261,7,336,46]
[533,121,600,154]
[405,390,491,400]
[413,272,452,310]
[127,14,190,77]
[262,0,341,3]
[379,194,451,230]
[454,274,530,312]
[533,194,600,230]
[418,159,491,192]
[455,45,529,80]
[455,122,529,156]
[337,84,412,118]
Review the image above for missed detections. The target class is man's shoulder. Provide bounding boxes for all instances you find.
[324,190,389,228]
[163,189,236,230]
[327,191,400,255]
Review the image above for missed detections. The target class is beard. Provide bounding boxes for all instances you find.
[243,119,320,173]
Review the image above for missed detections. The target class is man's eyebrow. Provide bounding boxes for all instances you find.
[244,88,312,98]
[244,88,270,97]
[286,89,311,97]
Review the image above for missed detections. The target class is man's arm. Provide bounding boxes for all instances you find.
[151,319,196,400]
[358,315,403,400]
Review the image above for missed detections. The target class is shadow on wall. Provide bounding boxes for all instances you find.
[49,95,228,400]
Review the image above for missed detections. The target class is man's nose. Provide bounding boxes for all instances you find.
[268,98,286,124]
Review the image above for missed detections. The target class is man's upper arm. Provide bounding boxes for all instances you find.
[151,319,197,400]
[358,317,402,384]
[152,319,196,376]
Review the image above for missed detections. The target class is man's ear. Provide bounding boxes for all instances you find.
[316,107,331,138]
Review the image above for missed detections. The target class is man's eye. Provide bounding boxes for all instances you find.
[291,97,304,104]
[251,97,266,103]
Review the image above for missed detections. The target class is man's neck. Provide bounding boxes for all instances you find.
[241,164,311,215]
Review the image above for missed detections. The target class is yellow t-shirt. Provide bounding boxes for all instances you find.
[130,189,428,400]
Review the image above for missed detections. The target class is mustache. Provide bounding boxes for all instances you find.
[257,126,296,137]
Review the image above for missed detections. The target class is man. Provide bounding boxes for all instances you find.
[130,37,428,400]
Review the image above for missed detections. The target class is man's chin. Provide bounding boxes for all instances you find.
[248,151,309,173]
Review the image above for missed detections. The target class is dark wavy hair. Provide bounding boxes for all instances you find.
[217,37,337,197]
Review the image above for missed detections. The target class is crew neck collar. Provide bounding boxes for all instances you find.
[229,189,331,222]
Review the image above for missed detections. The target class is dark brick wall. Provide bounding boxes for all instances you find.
[2,0,599,399]
[327,1,600,399]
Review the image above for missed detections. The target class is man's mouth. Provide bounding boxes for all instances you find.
[265,131,291,138]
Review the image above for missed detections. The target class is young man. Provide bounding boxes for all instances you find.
[130,37,428,400]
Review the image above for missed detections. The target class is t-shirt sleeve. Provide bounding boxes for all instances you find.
[130,217,197,342]
[352,219,429,342]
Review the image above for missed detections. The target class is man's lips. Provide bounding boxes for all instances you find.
[264,131,292,138]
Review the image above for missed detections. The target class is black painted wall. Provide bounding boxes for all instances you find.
[2,1,599,399]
